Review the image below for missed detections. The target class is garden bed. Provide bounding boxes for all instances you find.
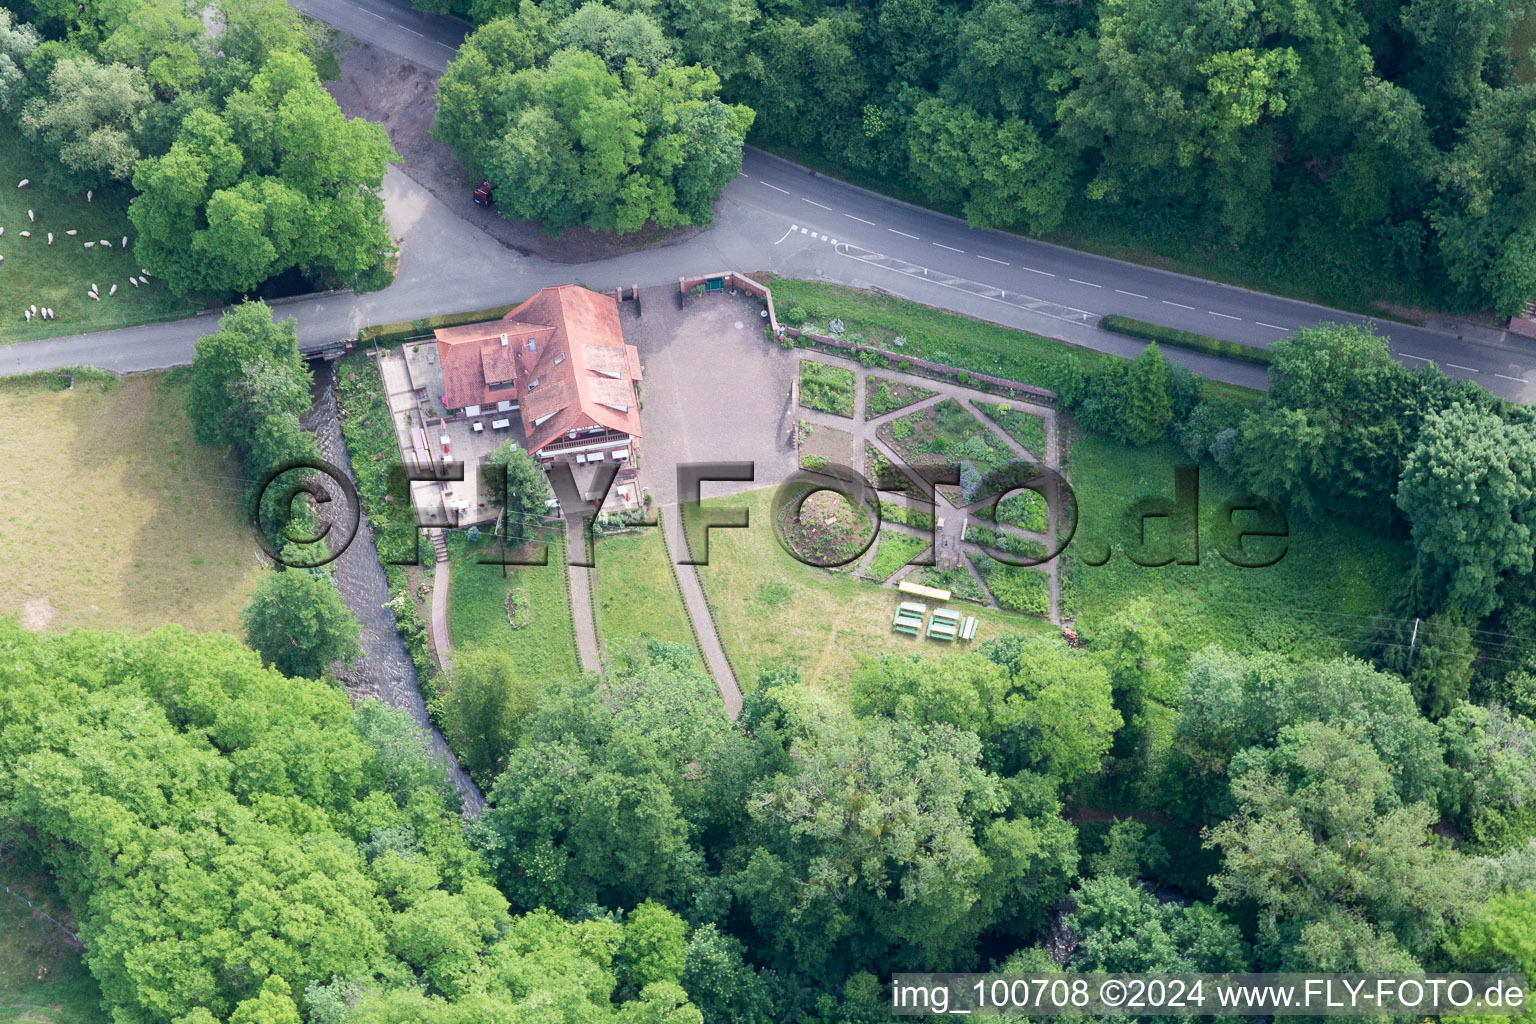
[863,532,929,581]
[878,399,1015,504]
[798,359,856,417]
[865,375,936,419]
[970,553,1052,615]
[979,401,1048,459]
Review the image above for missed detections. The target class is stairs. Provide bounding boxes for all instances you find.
[430,529,448,564]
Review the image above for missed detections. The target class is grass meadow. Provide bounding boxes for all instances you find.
[692,488,1055,690]
[592,526,700,660]
[0,370,263,634]
[0,852,107,1023]
[0,147,192,343]
[447,532,579,687]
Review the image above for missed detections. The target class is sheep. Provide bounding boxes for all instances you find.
[86,190,92,202]
[100,240,111,248]
[30,304,36,314]
[140,269,150,277]
[27,210,33,222]
[45,308,52,319]
[89,284,97,294]
[65,229,76,236]
[23,310,30,321]
[18,231,28,237]
[83,241,94,248]
[0,226,5,236]
[129,277,139,287]
[89,293,99,301]
[16,179,27,187]
[121,236,127,248]
[47,233,52,244]
[109,284,117,296]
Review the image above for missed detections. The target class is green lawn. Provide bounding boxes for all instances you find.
[798,359,856,417]
[0,369,264,634]
[447,532,579,687]
[0,854,107,1024]
[693,489,1053,689]
[0,148,194,344]
[1065,431,1409,660]
[592,527,699,660]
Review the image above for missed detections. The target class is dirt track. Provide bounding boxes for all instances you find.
[325,36,704,264]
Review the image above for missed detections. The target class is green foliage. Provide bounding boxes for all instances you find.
[435,27,752,233]
[863,531,927,581]
[434,647,539,782]
[1396,404,1536,620]
[131,51,398,297]
[1100,315,1275,365]
[865,375,936,418]
[1440,702,1536,852]
[483,439,553,547]
[20,57,151,183]
[978,401,1048,458]
[242,567,362,677]
[970,553,1050,615]
[1068,874,1249,975]
[798,359,856,417]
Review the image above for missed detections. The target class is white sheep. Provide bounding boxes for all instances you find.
[84,241,94,248]
[47,233,52,244]
[18,231,28,237]
[129,277,139,287]
[140,269,150,276]
[90,293,99,301]
[86,190,92,202]
[17,179,27,188]
[89,284,97,294]
[109,284,117,296]
[27,210,33,222]
[65,229,76,236]
[121,236,127,248]
[100,240,111,248]
[30,304,36,314]
[0,226,5,236]
[43,308,51,319]
[23,310,30,321]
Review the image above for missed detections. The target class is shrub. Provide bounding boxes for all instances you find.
[1099,315,1274,366]
[956,369,970,384]
[784,305,807,326]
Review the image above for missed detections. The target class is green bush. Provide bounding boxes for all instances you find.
[784,304,807,326]
[1100,315,1274,366]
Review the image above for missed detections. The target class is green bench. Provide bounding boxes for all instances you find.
[960,616,978,641]
[927,620,957,640]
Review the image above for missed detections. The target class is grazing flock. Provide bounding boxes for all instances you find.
[7,178,151,324]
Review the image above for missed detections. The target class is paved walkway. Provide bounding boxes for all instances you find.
[661,502,743,717]
[429,532,453,676]
[566,556,602,675]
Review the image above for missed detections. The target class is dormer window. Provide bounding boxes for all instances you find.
[527,338,537,353]
[553,354,566,366]
[527,378,540,392]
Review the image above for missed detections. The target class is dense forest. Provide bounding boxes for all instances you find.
[424,0,1536,313]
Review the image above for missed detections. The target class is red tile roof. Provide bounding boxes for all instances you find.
[434,285,642,455]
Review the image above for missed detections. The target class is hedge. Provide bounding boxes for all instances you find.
[1099,315,1274,366]
[358,301,524,347]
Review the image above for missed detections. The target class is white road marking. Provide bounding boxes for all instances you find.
[1021,266,1054,276]
[1495,373,1529,382]
[1209,311,1241,320]
[977,255,1009,265]
[830,239,837,245]
[761,181,790,194]
[402,26,423,35]
[818,234,827,240]
[437,41,456,49]
[362,8,385,17]
[773,227,795,245]
[933,242,965,253]
[1256,322,1288,330]
[1070,278,1102,288]
[1115,289,1148,298]
[1400,353,1431,362]
[799,227,808,234]
[1446,362,1479,372]
[1163,300,1195,310]
[889,229,920,239]
[801,198,832,210]
[844,213,876,225]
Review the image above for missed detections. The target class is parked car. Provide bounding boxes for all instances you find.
[473,180,495,207]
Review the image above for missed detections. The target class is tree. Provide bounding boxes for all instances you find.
[1123,343,1176,446]
[434,648,537,782]
[185,300,309,447]
[20,56,151,182]
[0,8,39,113]
[1396,404,1536,621]
[1206,721,1478,963]
[1440,702,1536,853]
[243,568,362,677]
[436,33,750,234]
[1068,874,1249,978]
[482,438,552,547]
[99,0,206,96]
[680,925,773,1024]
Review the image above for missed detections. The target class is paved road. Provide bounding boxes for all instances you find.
[5,0,1535,403]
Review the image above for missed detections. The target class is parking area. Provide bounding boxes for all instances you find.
[621,286,799,506]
